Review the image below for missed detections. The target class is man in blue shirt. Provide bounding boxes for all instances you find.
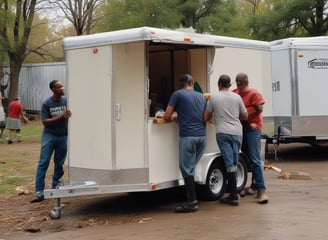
[31,80,72,203]
[164,74,206,213]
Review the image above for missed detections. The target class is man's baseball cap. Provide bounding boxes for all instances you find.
[179,74,193,83]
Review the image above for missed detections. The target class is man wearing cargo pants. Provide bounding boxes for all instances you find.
[31,80,72,203]
[233,72,269,204]
[164,74,206,213]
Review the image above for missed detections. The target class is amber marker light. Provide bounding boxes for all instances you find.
[184,37,191,42]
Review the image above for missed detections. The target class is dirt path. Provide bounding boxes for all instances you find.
[1,143,328,240]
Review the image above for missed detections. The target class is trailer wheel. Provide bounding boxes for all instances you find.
[49,198,61,220]
[199,159,226,200]
[49,208,61,219]
[236,155,248,193]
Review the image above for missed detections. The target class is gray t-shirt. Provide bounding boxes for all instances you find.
[206,90,247,136]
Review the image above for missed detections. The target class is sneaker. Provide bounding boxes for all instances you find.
[244,187,257,196]
[257,189,269,204]
[30,192,44,203]
[219,194,239,206]
[175,201,198,213]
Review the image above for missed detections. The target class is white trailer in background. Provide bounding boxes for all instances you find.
[268,37,328,146]
[44,27,271,219]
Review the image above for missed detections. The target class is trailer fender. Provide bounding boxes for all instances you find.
[195,152,221,184]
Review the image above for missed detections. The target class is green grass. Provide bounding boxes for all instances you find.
[0,120,42,196]
[19,120,43,142]
[0,120,43,145]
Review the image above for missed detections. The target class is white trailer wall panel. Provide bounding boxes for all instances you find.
[67,46,113,172]
[271,50,292,116]
[112,42,146,170]
[297,49,328,115]
[210,47,272,118]
[271,37,328,138]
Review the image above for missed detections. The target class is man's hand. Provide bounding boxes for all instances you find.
[63,110,72,118]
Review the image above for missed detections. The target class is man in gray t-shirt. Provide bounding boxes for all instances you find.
[204,74,247,206]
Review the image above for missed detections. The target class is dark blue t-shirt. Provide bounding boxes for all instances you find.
[168,89,206,137]
[41,97,68,136]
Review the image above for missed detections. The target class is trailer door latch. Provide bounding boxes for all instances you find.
[114,104,121,121]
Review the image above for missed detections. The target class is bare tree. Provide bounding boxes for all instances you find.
[49,0,104,36]
[0,0,40,103]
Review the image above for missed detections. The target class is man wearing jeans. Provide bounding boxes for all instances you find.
[164,74,206,213]
[233,72,269,204]
[204,74,248,206]
[31,80,72,203]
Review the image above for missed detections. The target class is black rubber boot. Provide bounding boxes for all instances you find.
[175,176,198,213]
[227,172,238,197]
[220,172,239,206]
[184,176,197,203]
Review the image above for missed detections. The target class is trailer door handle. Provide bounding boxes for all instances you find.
[114,104,121,121]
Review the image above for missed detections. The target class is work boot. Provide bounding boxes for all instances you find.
[30,192,44,203]
[219,194,239,206]
[257,189,269,204]
[175,201,199,213]
[244,186,257,196]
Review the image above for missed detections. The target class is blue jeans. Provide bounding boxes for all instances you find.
[242,122,266,189]
[179,136,206,178]
[216,133,242,172]
[35,131,68,194]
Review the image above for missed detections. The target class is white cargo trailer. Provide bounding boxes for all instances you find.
[44,27,271,219]
[268,37,328,145]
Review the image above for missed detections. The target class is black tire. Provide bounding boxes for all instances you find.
[198,159,226,201]
[236,155,248,193]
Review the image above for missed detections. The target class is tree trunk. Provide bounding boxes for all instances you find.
[8,59,23,103]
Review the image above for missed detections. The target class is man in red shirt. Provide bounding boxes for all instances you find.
[233,72,269,204]
[5,97,24,144]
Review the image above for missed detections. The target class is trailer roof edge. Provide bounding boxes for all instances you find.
[62,26,270,51]
[271,36,328,50]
